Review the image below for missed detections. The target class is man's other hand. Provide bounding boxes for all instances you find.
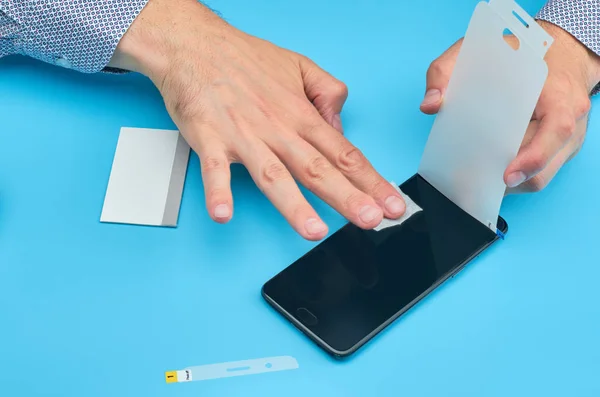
[420,21,600,194]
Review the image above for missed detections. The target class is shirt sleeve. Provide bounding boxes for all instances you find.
[0,0,149,73]
[0,11,19,57]
[536,0,600,94]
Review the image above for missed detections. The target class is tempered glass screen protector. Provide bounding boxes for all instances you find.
[418,0,553,231]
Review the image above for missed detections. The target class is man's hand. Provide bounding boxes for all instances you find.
[420,21,600,194]
[109,0,406,240]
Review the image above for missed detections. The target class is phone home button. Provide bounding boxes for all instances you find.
[296,307,318,326]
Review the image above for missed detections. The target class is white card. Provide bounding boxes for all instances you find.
[100,127,190,227]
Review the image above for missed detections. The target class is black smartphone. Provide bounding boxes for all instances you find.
[262,173,508,358]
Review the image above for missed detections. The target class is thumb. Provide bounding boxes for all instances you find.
[420,39,462,115]
[299,56,348,133]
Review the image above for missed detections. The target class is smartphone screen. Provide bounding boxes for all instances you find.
[262,174,507,357]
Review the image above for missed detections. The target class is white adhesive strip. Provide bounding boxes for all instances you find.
[373,182,423,232]
[165,356,299,383]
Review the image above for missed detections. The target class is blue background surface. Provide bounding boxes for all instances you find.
[1,0,599,396]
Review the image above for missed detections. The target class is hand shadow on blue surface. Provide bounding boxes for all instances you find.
[230,162,344,229]
[186,160,351,270]
[0,55,168,122]
[260,242,497,366]
[0,56,351,256]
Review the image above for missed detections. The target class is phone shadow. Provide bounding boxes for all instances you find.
[0,192,3,241]
[274,256,485,366]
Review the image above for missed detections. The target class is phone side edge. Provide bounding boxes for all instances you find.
[498,215,509,234]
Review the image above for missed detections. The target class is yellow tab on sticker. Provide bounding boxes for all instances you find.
[165,371,178,383]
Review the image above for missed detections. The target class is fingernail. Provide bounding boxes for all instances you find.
[332,114,343,133]
[421,89,441,107]
[305,218,327,235]
[359,205,383,224]
[214,204,231,219]
[506,171,527,188]
[385,196,405,215]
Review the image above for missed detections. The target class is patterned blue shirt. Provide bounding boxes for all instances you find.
[0,0,149,73]
[0,0,598,86]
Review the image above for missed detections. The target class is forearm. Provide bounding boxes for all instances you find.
[0,0,149,73]
[107,0,227,82]
[0,10,19,58]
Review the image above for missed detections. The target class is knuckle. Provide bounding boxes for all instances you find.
[207,188,230,204]
[260,160,289,186]
[303,156,333,183]
[297,53,311,65]
[330,79,349,99]
[342,192,366,212]
[369,178,392,198]
[336,145,367,174]
[557,117,577,140]
[201,156,226,172]
[427,59,446,78]
[298,120,322,140]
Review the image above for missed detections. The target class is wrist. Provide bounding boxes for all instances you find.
[108,0,223,84]
[538,20,600,94]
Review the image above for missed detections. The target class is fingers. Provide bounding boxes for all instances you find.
[267,130,393,229]
[195,134,234,223]
[504,109,575,188]
[420,39,462,115]
[295,119,406,221]
[299,56,348,133]
[235,138,329,241]
[506,114,588,194]
[506,137,575,194]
